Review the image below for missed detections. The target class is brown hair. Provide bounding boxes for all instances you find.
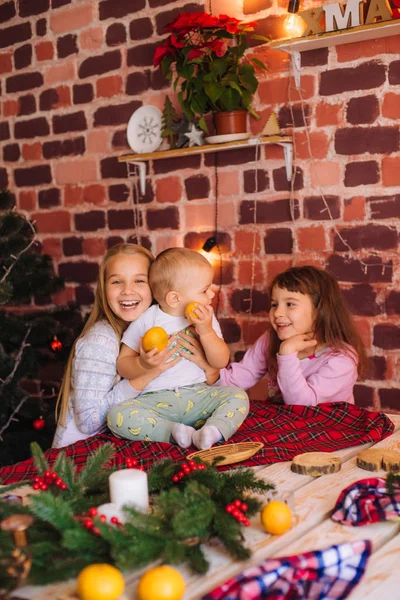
[149,247,211,304]
[267,265,367,379]
[56,243,154,427]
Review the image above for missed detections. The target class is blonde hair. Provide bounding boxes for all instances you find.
[149,247,211,304]
[56,243,154,427]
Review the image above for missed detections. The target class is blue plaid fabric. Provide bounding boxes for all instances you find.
[331,477,400,526]
[202,540,371,600]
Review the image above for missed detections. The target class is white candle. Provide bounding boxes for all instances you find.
[109,469,149,512]
[97,502,126,524]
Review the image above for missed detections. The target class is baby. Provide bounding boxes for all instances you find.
[108,247,249,450]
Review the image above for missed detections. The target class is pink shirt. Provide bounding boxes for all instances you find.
[220,331,358,406]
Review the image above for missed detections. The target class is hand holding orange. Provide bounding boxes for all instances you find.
[137,565,185,600]
[260,500,293,535]
[76,563,125,600]
[142,327,169,353]
[185,302,200,323]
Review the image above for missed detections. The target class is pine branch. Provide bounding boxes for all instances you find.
[77,442,116,490]
[0,210,36,285]
[30,441,49,475]
[0,394,28,441]
[0,325,32,390]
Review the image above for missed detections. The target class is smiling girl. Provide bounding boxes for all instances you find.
[218,266,367,406]
[53,243,178,448]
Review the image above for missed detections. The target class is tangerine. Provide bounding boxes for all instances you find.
[185,302,200,323]
[142,326,169,353]
[260,500,293,535]
[137,565,185,600]
[76,563,125,600]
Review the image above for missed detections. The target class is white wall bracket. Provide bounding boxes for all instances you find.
[127,161,146,195]
[291,51,301,90]
[277,142,293,181]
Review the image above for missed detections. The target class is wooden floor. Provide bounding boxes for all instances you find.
[16,414,400,600]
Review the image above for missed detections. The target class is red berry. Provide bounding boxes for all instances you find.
[188,460,197,468]
[199,464,206,470]
[60,483,67,490]
[33,417,45,430]
[138,466,145,471]
[232,509,241,519]
[92,527,101,536]
[110,517,119,524]
[99,515,107,522]
[40,483,48,490]
[51,472,58,479]
[241,503,248,512]
[172,475,180,483]
[84,518,93,529]
[182,464,191,473]
[178,471,184,478]
[244,519,250,527]
[233,499,242,508]
[88,507,98,517]
[225,504,234,513]
[34,476,40,483]
[33,483,40,490]
[44,470,51,478]
[55,478,63,487]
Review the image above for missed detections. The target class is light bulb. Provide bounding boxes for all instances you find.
[284,13,305,38]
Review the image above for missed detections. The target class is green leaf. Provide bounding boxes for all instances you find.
[251,57,268,71]
[251,34,270,42]
[210,57,228,76]
[204,81,224,104]
[219,87,241,111]
[198,117,208,133]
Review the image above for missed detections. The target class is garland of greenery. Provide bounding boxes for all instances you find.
[0,442,274,588]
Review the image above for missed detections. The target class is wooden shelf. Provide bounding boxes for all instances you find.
[118,135,291,163]
[119,135,293,194]
[269,18,400,53]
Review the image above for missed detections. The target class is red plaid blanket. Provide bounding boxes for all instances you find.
[0,402,394,485]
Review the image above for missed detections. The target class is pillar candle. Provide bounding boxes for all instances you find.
[97,502,126,524]
[109,469,149,512]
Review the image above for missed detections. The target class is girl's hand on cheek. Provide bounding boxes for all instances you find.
[278,333,318,356]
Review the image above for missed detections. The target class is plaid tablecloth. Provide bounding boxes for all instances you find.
[0,402,394,484]
[331,477,400,526]
[201,540,371,600]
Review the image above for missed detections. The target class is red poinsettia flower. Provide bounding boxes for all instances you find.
[196,12,221,28]
[153,39,173,67]
[187,48,205,60]
[170,33,185,48]
[165,12,202,32]
[207,39,227,57]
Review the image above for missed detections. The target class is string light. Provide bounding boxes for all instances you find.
[202,236,217,252]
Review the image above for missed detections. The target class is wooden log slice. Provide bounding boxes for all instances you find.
[291,452,341,477]
[382,449,400,473]
[356,449,383,471]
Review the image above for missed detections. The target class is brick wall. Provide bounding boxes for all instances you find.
[1,0,400,412]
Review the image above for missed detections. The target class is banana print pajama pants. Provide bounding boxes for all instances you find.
[107,384,249,444]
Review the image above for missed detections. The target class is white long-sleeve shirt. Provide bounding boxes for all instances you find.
[53,321,137,448]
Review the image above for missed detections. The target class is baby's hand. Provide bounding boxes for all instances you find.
[278,333,318,356]
[187,303,213,336]
[138,334,177,370]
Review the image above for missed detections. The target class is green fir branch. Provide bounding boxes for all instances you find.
[30,441,49,475]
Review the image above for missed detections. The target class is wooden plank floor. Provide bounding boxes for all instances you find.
[16,414,400,600]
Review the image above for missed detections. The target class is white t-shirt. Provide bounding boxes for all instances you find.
[122,305,223,392]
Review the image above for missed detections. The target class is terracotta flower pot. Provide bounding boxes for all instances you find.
[214,110,247,135]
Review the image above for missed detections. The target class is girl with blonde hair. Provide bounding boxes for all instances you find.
[53,243,178,448]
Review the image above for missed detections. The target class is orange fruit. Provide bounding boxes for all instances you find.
[260,500,293,535]
[76,563,125,600]
[142,326,169,353]
[137,565,185,600]
[185,302,200,323]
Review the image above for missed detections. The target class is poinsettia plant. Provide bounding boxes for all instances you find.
[153,12,268,131]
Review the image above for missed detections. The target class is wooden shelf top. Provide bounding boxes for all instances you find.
[118,135,292,163]
[269,18,400,52]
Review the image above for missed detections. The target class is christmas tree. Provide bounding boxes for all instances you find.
[0,189,83,467]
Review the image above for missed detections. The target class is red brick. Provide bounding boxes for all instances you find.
[238,260,264,286]
[343,196,366,221]
[320,62,386,95]
[297,226,326,251]
[241,319,269,345]
[294,130,329,160]
[18,190,36,211]
[45,60,75,85]
[53,286,75,306]
[382,157,400,186]
[328,254,392,283]
[346,95,379,124]
[264,228,293,254]
[155,176,182,203]
[96,75,122,98]
[335,127,399,155]
[82,184,106,205]
[50,3,94,34]
[379,388,400,412]
[83,237,107,257]
[79,26,104,51]
[3,99,18,116]
[354,317,372,349]
[0,51,12,74]
[55,85,71,107]
[258,74,314,104]
[336,38,387,63]
[382,92,400,119]
[266,258,293,282]
[315,101,341,127]
[64,184,83,206]
[310,162,341,188]
[21,142,42,161]
[334,224,397,251]
[185,175,210,201]
[345,161,380,187]
[32,210,71,233]
[234,231,261,255]
[374,324,400,349]
[41,236,62,259]
[368,194,400,219]
[35,41,54,61]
